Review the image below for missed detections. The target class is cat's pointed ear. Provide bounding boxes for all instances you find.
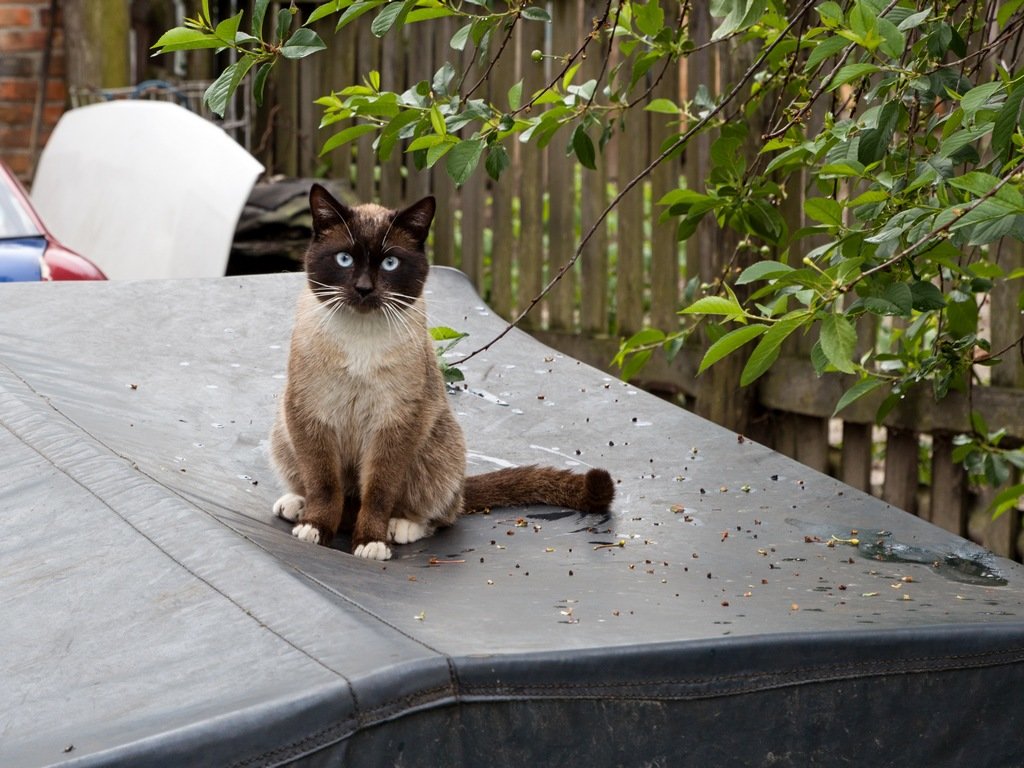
[309,183,353,238]
[395,196,436,246]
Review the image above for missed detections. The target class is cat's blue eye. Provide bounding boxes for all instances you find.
[381,255,400,272]
[335,252,353,268]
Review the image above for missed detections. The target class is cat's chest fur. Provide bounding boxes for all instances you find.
[289,289,432,432]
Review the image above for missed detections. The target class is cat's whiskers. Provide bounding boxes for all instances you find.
[381,299,417,346]
[387,294,429,324]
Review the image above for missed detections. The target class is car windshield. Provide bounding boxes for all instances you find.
[0,186,42,239]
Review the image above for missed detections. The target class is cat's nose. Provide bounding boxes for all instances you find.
[355,275,374,297]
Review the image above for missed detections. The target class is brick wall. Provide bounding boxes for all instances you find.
[0,0,67,182]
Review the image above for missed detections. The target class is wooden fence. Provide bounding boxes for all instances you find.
[250,1,1024,562]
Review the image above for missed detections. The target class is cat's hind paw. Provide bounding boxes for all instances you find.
[274,493,305,522]
[388,518,430,544]
[292,522,323,545]
[353,541,392,561]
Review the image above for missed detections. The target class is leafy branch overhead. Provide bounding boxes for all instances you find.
[156,0,1024,509]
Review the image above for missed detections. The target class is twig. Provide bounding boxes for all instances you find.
[463,10,519,100]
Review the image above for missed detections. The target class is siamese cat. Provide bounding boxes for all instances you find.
[269,184,614,560]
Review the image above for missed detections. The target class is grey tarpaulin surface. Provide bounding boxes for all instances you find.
[2,269,1023,767]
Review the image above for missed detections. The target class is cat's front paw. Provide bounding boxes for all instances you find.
[353,541,392,561]
[292,522,324,544]
[274,493,305,522]
[387,517,430,544]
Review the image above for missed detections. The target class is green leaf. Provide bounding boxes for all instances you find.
[429,104,446,136]
[213,10,243,44]
[999,0,1024,27]
[947,171,1002,198]
[376,108,420,161]
[645,98,681,114]
[620,349,653,381]
[804,197,843,227]
[876,17,905,58]
[635,1,665,37]
[520,6,550,22]
[681,295,744,319]
[204,57,254,117]
[407,133,446,152]
[445,138,484,186]
[276,7,293,41]
[735,260,794,284]
[993,84,1024,163]
[252,0,271,33]
[816,1,843,27]
[507,80,523,111]
[897,8,930,31]
[832,376,884,417]
[827,63,880,91]
[253,61,274,107]
[305,0,340,26]
[820,314,857,374]
[406,7,454,24]
[152,26,223,52]
[989,483,1024,520]
[658,188,716,209]
[320,123,378,156]
[698,324,768,374]
[281,27,326,59]
[371,0,414,36]
[711,0,765,41]
[938,124,993,158]
[430,326,468,342]
[960,81,1003,116]
[804,35,846,72]
[450,22,472,51]
[571,124,596,170]
[426,138,456,167]
[909,281,947,311]
[485,144,510,181]
[739,313,807,386]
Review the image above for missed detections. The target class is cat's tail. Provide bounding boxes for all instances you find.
[462,466,615,515]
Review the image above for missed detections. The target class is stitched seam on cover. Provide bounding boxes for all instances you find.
[456,645,1024,699]
[229,715,359,768]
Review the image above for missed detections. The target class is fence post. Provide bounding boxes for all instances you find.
[545,0,581,332]
[517,19,547,329]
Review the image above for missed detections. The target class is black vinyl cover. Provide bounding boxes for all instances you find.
[1,269,1023,768]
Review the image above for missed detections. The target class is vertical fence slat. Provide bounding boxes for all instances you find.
[613,105,646,336]
[488,27,517,319]
[430,18,456,266]
[578,0,610,335]
[930,432,966,533]
[355,24,379,201]
[455,8,488,286]
[840,423,873,493]
[379,27,404,204]
[649,43,682,331]
[517,19,547,329]
[459,164,485,287]
[882,428,918,515]
[545,0,580,332]
[326,17,355,187]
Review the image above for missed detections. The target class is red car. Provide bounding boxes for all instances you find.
[0,161,105,282]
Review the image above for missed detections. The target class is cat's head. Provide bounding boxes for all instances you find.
[304,183,435,316]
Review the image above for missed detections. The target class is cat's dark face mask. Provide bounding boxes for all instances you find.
[304,184,434,314]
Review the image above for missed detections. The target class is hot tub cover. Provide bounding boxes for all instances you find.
[1,269,1022,767]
